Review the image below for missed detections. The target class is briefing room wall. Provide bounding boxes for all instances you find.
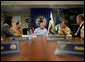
[3,9,65,30]
[4,10,31,29]
[52,9,65,26]
[1,11,5,27]
[52,8,84,26]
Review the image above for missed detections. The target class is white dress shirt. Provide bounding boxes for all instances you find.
[75,21,84,36]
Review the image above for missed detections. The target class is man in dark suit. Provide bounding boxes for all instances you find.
[74,14,84,40]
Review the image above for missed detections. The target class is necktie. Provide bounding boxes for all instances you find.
[75,26,80,36]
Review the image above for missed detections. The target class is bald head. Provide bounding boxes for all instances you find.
[40,22,46,29]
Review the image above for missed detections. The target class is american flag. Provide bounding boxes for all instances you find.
[26,17,34,35]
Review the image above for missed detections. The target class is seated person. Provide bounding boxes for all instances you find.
[34,22,48,36]
[74,14,84,40]
[14,22,23,36]
[58,21,71,35]
[1,16,14,37]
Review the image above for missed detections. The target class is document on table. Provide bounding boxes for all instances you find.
[22,35,37,38]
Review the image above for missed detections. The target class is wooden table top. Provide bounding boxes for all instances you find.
[1,36,84,61]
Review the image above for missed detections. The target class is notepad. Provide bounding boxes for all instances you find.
[22,35,37,38]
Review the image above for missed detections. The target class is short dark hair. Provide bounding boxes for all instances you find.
[77,14,84,21]
[16,22,19,25]
[63,21,68,26]
[4,16,13,27]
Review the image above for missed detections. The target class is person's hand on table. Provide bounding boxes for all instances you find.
[48,33,52,35]
[19,34,23,36]
[14,33,22,37]
[66,35,72,40]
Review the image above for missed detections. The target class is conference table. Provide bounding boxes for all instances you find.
[1,36,84,61]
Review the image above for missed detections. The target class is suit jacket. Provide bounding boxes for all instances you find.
[73,22,84,38]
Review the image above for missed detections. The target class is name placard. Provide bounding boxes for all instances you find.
[9,37,32,42]
[47,35,70,41]
[1,42,20,56]
[55,42,84,57]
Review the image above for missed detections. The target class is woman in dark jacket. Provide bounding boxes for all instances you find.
[1,16,15,37]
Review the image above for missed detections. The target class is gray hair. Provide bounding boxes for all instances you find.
[76,14,84,21]
[40,22,46,25]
